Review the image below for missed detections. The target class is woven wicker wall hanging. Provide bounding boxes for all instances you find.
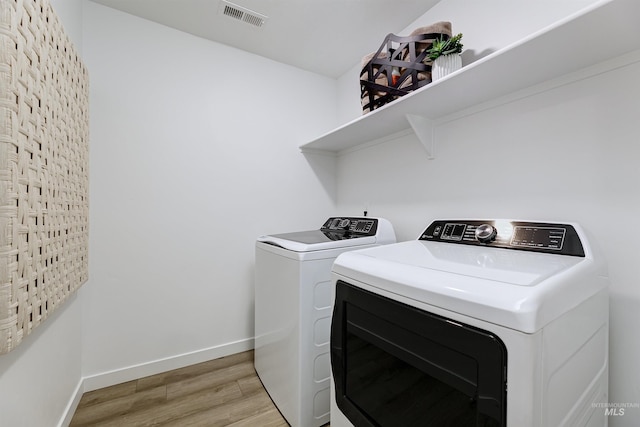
[0,0,89,354]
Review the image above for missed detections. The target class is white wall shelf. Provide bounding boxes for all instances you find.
[299,0,640,157]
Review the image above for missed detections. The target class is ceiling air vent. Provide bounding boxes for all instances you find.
[220,1,268,28]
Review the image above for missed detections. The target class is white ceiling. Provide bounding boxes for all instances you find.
[88,0,441,78]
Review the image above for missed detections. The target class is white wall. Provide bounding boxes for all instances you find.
[0,2,85,426]
[5,1,637,426]
[335,1,640,425]
[0,295,83,427]
[80,2,337,387]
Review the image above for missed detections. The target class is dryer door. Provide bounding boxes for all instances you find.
[331,280,508,427]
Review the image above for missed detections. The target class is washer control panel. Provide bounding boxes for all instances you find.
[321,217,378,237]
[419,220,585,256]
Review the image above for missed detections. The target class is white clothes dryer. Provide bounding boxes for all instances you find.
[330,219,609,427]
[255,216,396,427]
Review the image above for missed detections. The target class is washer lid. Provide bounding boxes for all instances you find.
[257,216,396,252]
[258,230,377,252]
[332,240,606,333]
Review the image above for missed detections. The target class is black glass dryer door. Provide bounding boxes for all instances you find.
[331,281,508,427]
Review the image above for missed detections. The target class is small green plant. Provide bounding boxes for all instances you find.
[426,33,463,61]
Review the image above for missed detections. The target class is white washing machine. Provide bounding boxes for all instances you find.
[330,219,609,427]
[255,216,396,427]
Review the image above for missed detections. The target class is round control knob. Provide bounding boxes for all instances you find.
[338,219,351,229]
[475,224,497,243]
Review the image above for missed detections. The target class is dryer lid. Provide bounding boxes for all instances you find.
[332,239,607,333]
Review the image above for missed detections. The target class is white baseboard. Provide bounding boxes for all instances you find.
[58,338,254,426]
[58,379,85,427]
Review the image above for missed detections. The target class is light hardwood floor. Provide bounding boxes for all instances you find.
[70,350,290,426]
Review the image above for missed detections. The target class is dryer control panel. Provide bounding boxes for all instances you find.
[419,220,585,257]
[321,217,378,237]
